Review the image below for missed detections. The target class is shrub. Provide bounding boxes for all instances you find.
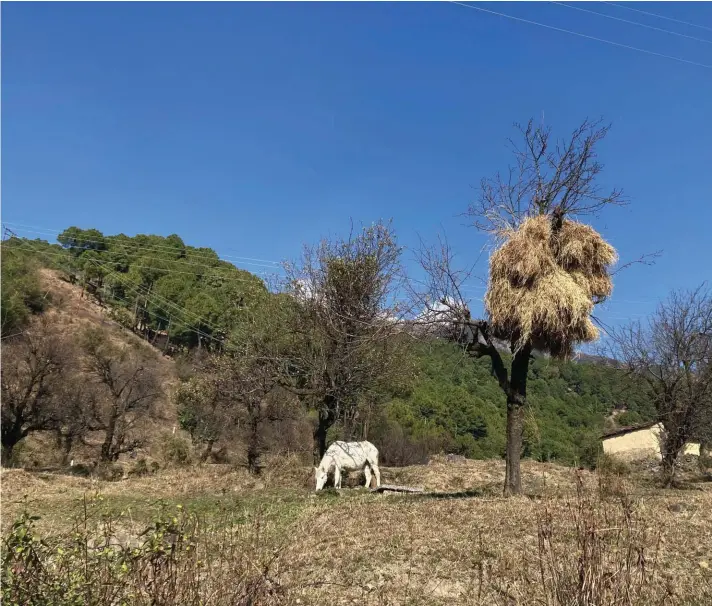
[1,502,288,606]
[536,474,664,605]
[159,434,192,467]
[595,452,631,476]
[128,457,156,478]
[94,462,124,482]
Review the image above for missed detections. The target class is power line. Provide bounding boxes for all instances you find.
[7,221,496,291]
[6,226,283,274]
[2,222,283,268]
[7,234,225,343]
[603,2,712,34]
[7,232,224,337]
[2,239,271,287]
[449,1,712,69]
[3,232,661,309]
[551,1,712,45]
[87,257,224,341]
[6,226,280,276]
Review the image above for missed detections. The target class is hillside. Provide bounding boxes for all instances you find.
[2,230,656,471]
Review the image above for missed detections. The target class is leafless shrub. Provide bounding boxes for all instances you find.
[1,319,69,465]
[80,327,162,462]
[610,284,712,487]
[536,474,663,606]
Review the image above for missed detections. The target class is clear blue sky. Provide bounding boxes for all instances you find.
[2,2,711,340]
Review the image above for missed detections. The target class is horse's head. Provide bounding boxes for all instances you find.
[314,464,328,491]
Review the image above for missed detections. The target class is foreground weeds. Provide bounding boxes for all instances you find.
[1,496,288,606]
[2,462,711,605]
[538,474,662,606]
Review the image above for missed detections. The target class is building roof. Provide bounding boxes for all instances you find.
[600,421,659,440]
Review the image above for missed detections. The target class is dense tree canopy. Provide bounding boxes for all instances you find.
[9,227,269,349]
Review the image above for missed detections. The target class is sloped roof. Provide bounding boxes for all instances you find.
[600,421,659,440]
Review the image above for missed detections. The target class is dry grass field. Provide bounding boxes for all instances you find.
[2,456,711,605]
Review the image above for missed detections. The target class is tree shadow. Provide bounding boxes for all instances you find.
[416,489,486,500]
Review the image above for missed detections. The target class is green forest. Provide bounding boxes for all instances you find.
[1,226,656,470]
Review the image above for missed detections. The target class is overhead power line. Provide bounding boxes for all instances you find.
[449,1,712,69]
[2,238,270,287]
[6,226,280,276]
[551,1,712,45]
[603,1,712,34]
[3,227,661,311]
[2,222,283,268]
[6,234,224,343]
[87,256,224,338]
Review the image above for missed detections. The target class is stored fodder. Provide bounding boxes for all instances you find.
[557,220,618,274]
[486,267,599,355]
[485,215,616,355]
[489,219,556,287]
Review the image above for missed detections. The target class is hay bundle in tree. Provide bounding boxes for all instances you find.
[485,215,617,357]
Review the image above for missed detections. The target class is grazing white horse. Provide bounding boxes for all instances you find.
[315,440,381,491]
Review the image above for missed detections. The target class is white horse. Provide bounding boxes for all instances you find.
[315,440,381,491]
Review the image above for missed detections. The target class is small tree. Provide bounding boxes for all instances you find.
[416,118,635,495]
[81,329,161,462]
[0,320,67,465]
[283,221,409,460]
[175,351,290,473]
[175,355,239,463]
[612,285,712,486]
[51,375,100,465]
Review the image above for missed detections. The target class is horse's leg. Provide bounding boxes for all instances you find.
[363,465,372,488]
[333,465,341,489]
[372,463,381,487]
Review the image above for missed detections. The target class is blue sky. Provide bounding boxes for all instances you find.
[2,2,711,340]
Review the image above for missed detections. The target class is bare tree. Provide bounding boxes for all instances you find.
[1,320,67,465]
[81,328,161,462]
[51,375,99,465]
[175,351,288,473]
[282,220,410,461]
[611,285,712,486]
[175,355,239,463]
[415,118,634,496]
[469,118,626,236]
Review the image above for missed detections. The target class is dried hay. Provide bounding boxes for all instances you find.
[485,215,616,356]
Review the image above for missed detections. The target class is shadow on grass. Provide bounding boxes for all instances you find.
[415,489,487,500]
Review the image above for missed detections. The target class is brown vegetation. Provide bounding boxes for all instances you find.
[2,458,710,605]
[611,285,712,487]
[486,215,617,357]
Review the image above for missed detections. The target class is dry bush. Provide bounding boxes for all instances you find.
[536,474,664,606]
[2,499,289,606]
[158,433,193,467]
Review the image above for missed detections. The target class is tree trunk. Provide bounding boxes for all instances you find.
[61,433,74,466]
[100,410,118,462]
[314,399,337,463]
[504,344,532,496]
[200,440,215,463]
[661,450,678,488]
[246,412,263,475]
[504,404,524,496]
[660,427,689,487]
[700,441,711,470]
[1,442,16,467]
[1,423,25,468]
